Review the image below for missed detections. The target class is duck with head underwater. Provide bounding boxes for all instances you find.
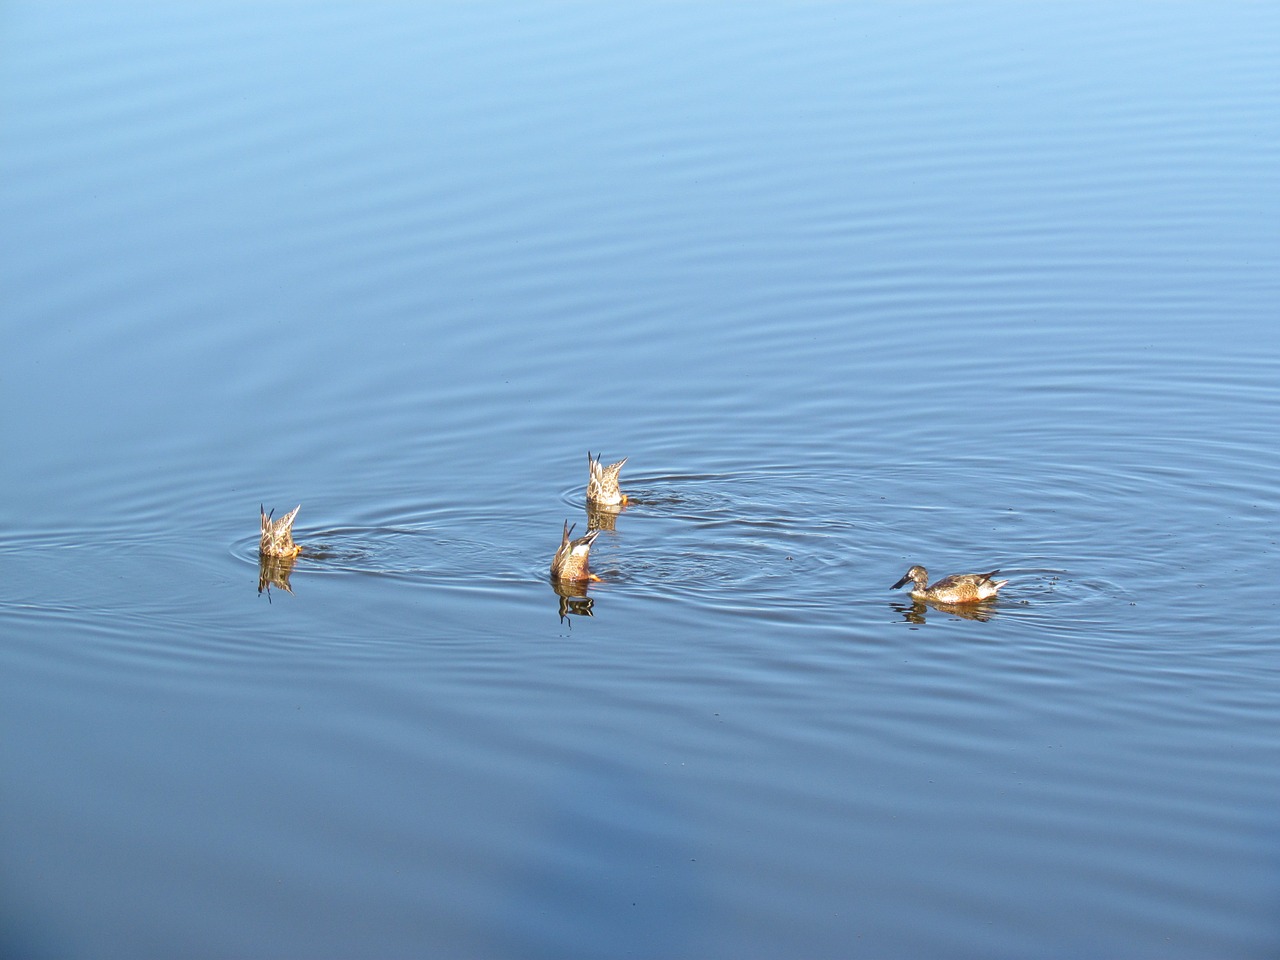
[551,520,602,582]
[259,504,302,559]
[586,452,628,506]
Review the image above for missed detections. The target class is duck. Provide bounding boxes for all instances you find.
[891,564,1007,604]
[551,520,601,582]
[259,504,302,559]
[587,452,628,506]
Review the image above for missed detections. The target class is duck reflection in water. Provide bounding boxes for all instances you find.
[550,561,597,621]
[893,596,997,623]
[258,553,298,598]
[585,499,622,533]
[555,591,595,621]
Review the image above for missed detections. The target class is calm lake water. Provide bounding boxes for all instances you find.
[3,4,1279,958]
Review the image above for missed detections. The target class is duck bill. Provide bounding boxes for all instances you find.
[891,575,911,591]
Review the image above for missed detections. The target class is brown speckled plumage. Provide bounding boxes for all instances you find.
[891,564,1007,604]
[586,452,628,506]
[551,520,601,582]
[259,505,302,559]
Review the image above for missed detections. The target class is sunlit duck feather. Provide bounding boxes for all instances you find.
[587,452,628,506]
[891,564,1007,604]
[551,520,601,582]
[259,504,302,559]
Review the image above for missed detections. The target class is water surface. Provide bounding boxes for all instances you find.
[2,4,1279,958]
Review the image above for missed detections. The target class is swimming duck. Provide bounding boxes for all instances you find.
[551,520,601,582]
[891,565,1007,604]
[587,452,628,506]
[259,504,302,559]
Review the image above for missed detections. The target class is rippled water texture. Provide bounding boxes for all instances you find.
[2,4,1279,958]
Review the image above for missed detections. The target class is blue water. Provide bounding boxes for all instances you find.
[2,4,1279,958]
